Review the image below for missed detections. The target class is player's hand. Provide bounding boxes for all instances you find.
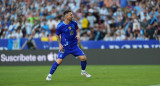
[59,44,63,51]
[76,35,81,43]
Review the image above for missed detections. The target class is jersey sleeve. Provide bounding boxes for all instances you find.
[73,21,79,30]
[56,23,62,35]
[75,25,79,30]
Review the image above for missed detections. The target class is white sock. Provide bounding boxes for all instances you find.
[81,70,85,72]
[48,74,52,77]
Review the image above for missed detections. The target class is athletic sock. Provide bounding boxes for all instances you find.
[48,74,52,77]
[49,61,59,74]
[81,61,87,70]
[81,70,85,72]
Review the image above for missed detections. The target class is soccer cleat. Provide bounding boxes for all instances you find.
[46,74,52,81]
[81,71,91,78]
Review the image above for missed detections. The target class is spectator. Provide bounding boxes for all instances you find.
[88,28,95,40]
[21,34,37,50]
[157,23,160,36]
[104,17,111,34]
[128,33,135,40]
[133,24,140,33]
[116,32,125,41]
[48,33,53,42]
[134,2,141,15]
[1,32,6,39]
[42,22,50,35]
[8,21,14,33]
[110,1,120,13]
[7,31,14,39]
[136,33,144,40]
[94,24,105,40]
[125,27,133,40]
[112,33,117,41]
[115,26,125,35]
[103,33,112,41]
[13,20,20,30]
[40,30,47,38]
[32,30,40,38]
[140,11,150,22]
[99,5,109,21]
[81,32,89,41]
[32,20,40,32]
[87,12,96,28]
[113,8,123,20]
[47,18,54,30]
[14,29,23,38]
[146,24,156,40]
[50,17,60,34]
[140,18,149,29]
[81,14,89,31]
[52,17,60,29]
[25,19,33,37]
[46,2,53,12]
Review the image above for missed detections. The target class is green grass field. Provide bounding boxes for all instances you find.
[0,65,160,86]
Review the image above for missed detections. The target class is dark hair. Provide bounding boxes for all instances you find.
[63,10,71,16]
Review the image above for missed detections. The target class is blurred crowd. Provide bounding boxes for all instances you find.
[0,0,160,41]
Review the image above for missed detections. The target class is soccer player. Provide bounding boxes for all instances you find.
[46,10,91,81]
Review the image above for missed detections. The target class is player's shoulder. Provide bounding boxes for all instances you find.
[57,22,64,29]
[71,20,77,24]
[71,20,77,25]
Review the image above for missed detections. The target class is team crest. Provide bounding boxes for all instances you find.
[68,26,71,30]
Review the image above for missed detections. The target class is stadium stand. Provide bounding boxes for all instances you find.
[0,0,159,41]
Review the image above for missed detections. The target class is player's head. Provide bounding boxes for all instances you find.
[63,10,73,21]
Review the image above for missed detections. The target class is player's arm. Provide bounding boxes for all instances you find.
[56,24,63,51]
[76,25,81,43]
[56,34,63,51]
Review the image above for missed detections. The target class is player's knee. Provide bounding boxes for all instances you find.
[56,59,63,64]
[83,58,87,61]
[80,56,87,61]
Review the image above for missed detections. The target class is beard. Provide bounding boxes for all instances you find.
[68,18,73,21]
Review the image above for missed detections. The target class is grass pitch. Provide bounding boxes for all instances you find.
[0,65,160,86]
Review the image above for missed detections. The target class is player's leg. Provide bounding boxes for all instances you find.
[78,55,91,78]
[72,46,91,78]
[46,50,68,81]
[75,42,83,59]
[46,59,62,81]
[50,59,62,74]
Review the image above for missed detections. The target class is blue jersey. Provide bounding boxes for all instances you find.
[56,21,78,47]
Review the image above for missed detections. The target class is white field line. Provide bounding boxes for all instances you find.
[150,84,160,86]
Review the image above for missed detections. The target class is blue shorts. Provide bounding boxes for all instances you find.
[58,45,85,59]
